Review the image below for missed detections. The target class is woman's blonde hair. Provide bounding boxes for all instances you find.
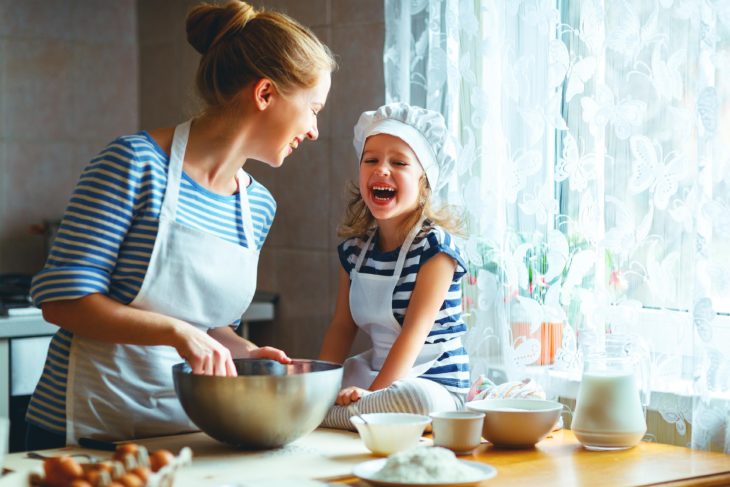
[338,174,464,240]
[186,1,337,109]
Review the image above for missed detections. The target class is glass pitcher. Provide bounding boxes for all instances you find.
[572,334,651,450]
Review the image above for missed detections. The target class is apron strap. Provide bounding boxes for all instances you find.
[353,218,425,275]
[236,169,257,251]
[160,120,191,221]
[353,229,376,273]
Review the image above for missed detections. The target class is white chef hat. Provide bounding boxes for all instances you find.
[353,102,457,193]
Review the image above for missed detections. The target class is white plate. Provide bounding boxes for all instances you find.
[352,458,497,487]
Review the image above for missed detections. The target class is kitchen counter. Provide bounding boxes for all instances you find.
[0,314,57,340]
[2,429,729,486]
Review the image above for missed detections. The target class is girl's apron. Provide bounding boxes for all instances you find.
[65,120,259,443]
[342,221,450,389]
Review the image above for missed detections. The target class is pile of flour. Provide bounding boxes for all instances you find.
[373,446,483,483]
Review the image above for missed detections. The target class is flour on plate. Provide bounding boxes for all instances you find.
[373,446,483,483]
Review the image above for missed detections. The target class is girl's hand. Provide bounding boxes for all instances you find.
[247,345,292,364]
[172,321,237,377]
[336,386,369,406]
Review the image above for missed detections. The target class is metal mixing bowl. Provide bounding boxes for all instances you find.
[172,358,342,449]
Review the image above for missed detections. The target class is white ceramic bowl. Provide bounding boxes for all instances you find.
[350,413,432,456]
[465,398,563,448]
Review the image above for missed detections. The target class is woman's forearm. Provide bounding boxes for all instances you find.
[207,325,256,358]
[41,293,185,347]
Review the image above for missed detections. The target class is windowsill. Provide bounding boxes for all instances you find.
[519,305,730,406]
[528,366,730,405]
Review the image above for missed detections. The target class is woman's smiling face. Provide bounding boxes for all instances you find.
[359,133,425,226]
[256,70,331,167]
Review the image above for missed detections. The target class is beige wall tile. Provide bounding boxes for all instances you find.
[329,136,359,249]
[72,0,137,44]
[0,0,74,40]
[0,141,6,271]
[329,21,386,138]
[253,0,330,28]
[266,138,331,250]
[249,248,332,357]
[257,247,278,292]
[3,40,76,140]
[139,40,181,130]
[137,0,193,44]
[0,2,139,274]
[0,141,81,272]
[72,44,139,143]
[276,249,330,319]
[2,141,81,233]
[332,0,384,25]
[0,41,5,138]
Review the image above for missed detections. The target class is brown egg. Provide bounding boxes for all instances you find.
[43,456,84,487]
[93,461,115,473]
[113,443,139,463]
[116,473,144,487]
[129,466,150,483]
[83,467,112,485]
[70,480,93,487]
[148,449,174,472]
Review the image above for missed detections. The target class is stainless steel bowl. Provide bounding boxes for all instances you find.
[173,358,342,449]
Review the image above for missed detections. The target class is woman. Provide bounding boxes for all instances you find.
[26,0,336,449]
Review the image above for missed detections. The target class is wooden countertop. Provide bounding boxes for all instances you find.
[338,430,730,487]
[2,428,729,486]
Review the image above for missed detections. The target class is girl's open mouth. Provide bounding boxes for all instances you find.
[370,184,396,203]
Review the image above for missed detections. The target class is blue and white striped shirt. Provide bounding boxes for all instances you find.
[27,131,276,435]
[338,222,470,395]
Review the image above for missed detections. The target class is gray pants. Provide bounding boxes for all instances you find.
[321,377,465,431]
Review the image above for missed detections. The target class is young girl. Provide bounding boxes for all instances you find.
[319,102,470,430]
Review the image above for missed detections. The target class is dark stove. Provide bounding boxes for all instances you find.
[0,274,34,316]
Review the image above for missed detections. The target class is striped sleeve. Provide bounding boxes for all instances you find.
[30,138,143,305]
[337,236,365,274]
[248,179,276,249]
[420,227,467,281]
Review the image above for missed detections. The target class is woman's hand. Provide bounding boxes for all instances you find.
[207,326,292,364]
[247,345,292,363]
[335,386,369,406]
[172,321,237,377]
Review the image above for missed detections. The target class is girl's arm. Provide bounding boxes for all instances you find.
[319,267,358,364]
[42,294,238,376]
[369,252,457,391]
[207,325,290,362]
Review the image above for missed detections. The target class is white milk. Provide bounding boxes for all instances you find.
[572,371,647,450]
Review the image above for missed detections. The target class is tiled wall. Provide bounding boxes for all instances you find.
[138,0,385,358]
[0,0,139,273]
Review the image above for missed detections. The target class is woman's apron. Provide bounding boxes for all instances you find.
[342,221,450,389]
[65,120,259,443]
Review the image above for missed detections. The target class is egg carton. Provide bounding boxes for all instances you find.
[28,445,193,487]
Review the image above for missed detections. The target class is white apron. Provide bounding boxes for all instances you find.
[342,221,450,389]
[65,120,260,443]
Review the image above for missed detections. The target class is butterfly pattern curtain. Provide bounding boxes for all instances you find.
[384,0,730,452]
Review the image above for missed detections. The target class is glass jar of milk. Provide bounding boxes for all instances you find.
[572,336,650,450]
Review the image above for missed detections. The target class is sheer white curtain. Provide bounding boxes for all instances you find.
[384,0,730,452]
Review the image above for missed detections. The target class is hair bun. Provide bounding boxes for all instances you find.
[186,1,257,55]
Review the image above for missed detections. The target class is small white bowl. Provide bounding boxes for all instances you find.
[350,412,432,456]
[466,398,562,448]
